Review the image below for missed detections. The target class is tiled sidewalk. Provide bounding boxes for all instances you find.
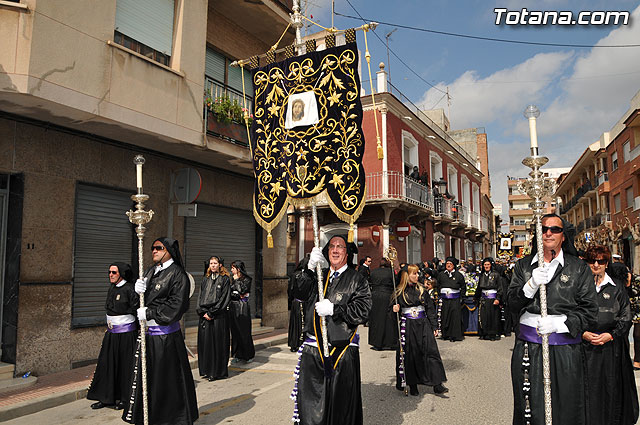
[0,329,287,422]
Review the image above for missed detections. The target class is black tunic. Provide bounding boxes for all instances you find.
[230,275,255,361]
[123,263,198,425]
[368,267,399,350]
[475,271,503,338]
[394,284,447,387]
[508,253,598,425]
[436,270,466,340]
[583,277,639,425]
[197,273,231,379]
[294,266,371,425]
[87,281,139,406]
[289,268,308,351]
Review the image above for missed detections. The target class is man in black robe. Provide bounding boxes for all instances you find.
[123,237,198,425]
[291,235,371,425]
[436,257,465,341]
[508,214,597,425]
[474,258,503,341]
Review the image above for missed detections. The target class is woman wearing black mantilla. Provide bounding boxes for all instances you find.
[230,260,255,363]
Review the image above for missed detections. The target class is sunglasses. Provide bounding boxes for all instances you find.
[542,226,563,234]
[151,245,165,252]
[585,258,606,265]
[108,270,119,275]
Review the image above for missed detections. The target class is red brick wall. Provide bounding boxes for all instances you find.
[608,125,640,225]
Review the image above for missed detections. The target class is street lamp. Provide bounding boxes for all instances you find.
[434,178,447,193]
[523,104,540,154]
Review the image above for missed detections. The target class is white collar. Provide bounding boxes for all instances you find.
[330,264,348,276]
[116,279,127,288]
[596,273,615,292]
[155,258,174,274]
[531,249,565,267]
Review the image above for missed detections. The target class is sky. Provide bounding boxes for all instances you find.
[300,0,640,224]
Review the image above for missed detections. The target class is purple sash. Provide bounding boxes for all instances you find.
[107,322,138,334]
[402,310,426,319]
[304,332,360,347]
[481,292,497,299]
[146,321,181,336]
[240,296,249,302]
[518,323,581,345]
[440,292,460,299]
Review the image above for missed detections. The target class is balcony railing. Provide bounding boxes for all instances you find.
[366,171,434,211]
[597,172,609,186]
[205,76,253,114]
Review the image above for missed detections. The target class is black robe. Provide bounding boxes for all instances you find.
[475,271,503,338]
[436,270,466,341]
[197,273,231,379]
[123,263,198,425]
[289,268,307,351]
[368,266,399,350]
[583,278,639,425]
[508,253,598,425]
[230,275,255,361]
[87,281,139,406]
[394,284,447,387]
[294,266,371,425]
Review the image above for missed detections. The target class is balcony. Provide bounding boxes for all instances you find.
[365,171,434,212]
[204,76,254,147]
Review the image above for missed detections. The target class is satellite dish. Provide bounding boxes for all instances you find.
[187,273,196,298]
[173,168,202,203]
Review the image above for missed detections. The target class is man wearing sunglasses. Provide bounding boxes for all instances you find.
[123,237,198,425]
[508,213,597,425]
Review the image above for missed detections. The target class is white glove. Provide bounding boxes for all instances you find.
[315,299,334,317]
[308,247,326,271]
[532,267,550,286]
[137,307,148,321]
[536,315,568,334]
[135,278,148,294]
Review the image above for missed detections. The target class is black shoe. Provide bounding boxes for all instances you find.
[114,402,124,410]
[434,384,449,394]
[409,385,419,396]
[396,384,404,391]
[91,401,107,410]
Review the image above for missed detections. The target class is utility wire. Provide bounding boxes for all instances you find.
[335,11,640,49]
[343,0,448,95]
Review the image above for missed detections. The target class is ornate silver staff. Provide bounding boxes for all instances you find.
[385,246,408,396]
[518,105,555,425]
[126,155,154,425]
[311,203,330,359]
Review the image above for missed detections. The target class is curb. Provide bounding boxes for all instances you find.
[0,333,288,422]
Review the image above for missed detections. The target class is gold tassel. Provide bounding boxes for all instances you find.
[377,141,384,160]
[267,232,273,248]
[348,223,354,243]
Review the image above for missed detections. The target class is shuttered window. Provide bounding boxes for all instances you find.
[183,205,256,326]
[115,0,175,56]
[72,184,133,327]
[205,47,226,84]
[205,47,253,97]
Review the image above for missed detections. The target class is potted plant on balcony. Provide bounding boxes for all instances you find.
[204,91,253,145]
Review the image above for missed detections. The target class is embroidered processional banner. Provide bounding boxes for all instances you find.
[251,42,366,240]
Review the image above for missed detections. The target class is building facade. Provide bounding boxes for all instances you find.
[0,0,294,375]
[289,64,493,267]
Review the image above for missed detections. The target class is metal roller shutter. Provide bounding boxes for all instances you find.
[184,204,256,326]
[72,184,133,327]
[115,0,175,56]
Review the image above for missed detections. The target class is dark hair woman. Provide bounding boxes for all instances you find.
[368,257,398,351]
[230,260,255,363]
[582,245,639,425]
[391,264,448,396]
[288,255,309,352]
[197,256,231,381]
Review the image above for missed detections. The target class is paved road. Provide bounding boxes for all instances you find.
[7,328,515,424]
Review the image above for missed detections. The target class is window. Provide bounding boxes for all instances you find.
[614,193,621,212]
[402,131,419,176]
[626,187,634,209]
[460,176,470,207]
[434,232,445,260]
[612,151,618,171]
[429,152,443,186]
[623,141,631,163]
[447,164,458,200]
[205,47,254,97]
[472,183,480,212]
[513,219,527,226]
[515,233,528,242]
[114,0,175,66]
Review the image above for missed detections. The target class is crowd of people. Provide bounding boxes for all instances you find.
[87,237,255,425]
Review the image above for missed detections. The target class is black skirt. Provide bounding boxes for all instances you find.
[297,344,363,425]
[123,331,198,425]
[198,313,230,379]
[440,298,464,340]
[288,299,305,351]
[396,316,447,387]
[478,298,502,337]
[87,329,137,405]
[368,289,398,349]
[511,339,586,425]
[229,300,255,361]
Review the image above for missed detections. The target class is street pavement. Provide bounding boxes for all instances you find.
[5,327,514,424]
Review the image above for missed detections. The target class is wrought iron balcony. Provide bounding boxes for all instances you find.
[365,171,434,212]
